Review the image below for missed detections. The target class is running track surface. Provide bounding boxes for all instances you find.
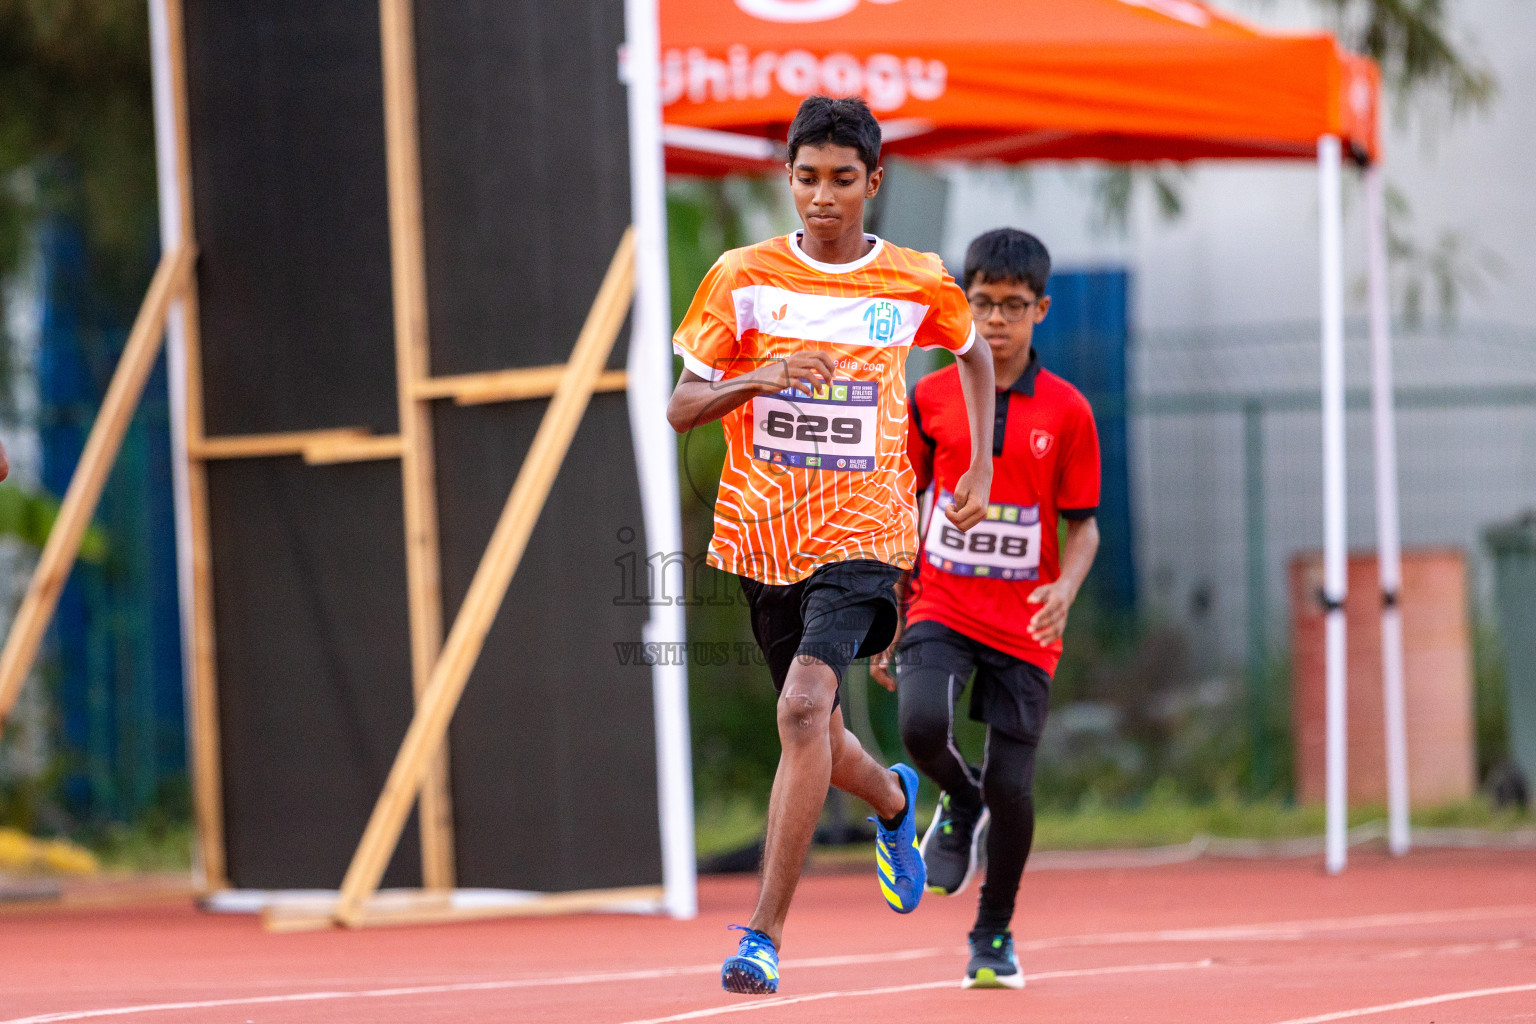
[3,848,1534,1024]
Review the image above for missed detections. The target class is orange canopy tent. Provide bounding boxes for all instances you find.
[653,0,1379,171]
[619,0,1406,901]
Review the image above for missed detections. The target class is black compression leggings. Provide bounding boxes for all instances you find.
[899,677,1040,935]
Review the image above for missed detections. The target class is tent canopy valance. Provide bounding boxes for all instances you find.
[656,0,1378,172]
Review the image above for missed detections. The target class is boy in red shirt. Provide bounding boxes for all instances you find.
[874,228,1100,988]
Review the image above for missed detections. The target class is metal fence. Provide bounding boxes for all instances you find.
[1128,316,1536,682]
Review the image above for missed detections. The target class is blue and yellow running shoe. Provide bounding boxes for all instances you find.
[721,925,779,995]
[870,763,926,913]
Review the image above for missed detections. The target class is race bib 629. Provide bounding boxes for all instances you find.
[751,379,879,471]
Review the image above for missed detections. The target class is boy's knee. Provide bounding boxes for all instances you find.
[776,690,828,745]
[897,705,948,760]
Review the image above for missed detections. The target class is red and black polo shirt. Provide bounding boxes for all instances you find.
[905,350,1101,674]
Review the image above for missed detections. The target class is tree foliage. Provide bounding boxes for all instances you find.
[0,485,108,559]
[1098,0,1497,219]
[1095,0,1499,322]
[1381,182,1506,328]
[1313,0,1496,115]
[0,0,157,304]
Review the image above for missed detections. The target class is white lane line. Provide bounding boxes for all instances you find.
[0,947,960,1006]
[0,951,957,1024]
[1267,981,1536,1024]
[618,959,1215,1024]
[1373,937,1528,961]
[5,902,1528,1024]
[0,957,1210,1024]
[1019,903,1536,949]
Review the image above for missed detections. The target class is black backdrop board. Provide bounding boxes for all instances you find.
[413,0,659,889]
[181,0,660,894]
[413,1,634,375]
[207,461,422,889]
[184,0,415,888]
[435,399,658,891]
[185,0,398,438]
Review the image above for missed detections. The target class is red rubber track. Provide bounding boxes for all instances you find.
[2,849,1533,1024]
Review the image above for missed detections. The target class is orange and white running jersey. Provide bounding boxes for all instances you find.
[673,231,975,585]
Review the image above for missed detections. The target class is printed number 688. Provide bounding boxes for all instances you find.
[938,525,1029,557]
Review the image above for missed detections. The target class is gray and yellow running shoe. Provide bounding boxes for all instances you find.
[920,792,989,895]
[963,930,1024,990]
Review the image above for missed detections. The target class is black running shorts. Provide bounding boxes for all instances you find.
[894,619,1052,745]
[738,559,904,695]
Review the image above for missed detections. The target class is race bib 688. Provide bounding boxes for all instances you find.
[924,490,1042,580]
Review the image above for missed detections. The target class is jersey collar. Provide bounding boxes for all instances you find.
[1000,348,1042,398]
[788,231,884,274]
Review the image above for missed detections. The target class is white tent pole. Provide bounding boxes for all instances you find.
[147,0,202,886]
[623,0,698,919]
[1366,165,1411,856]
[1318,135,1349,875]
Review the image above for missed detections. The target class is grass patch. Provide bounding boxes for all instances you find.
[1037,795,1535,850]
[1039,799,1334,849]
[85,820,194,874]
[694,798,767,858]
[1409,800,1536,831]
[696,791,1536,859]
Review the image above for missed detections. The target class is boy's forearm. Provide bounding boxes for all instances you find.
[667,373,772,432]
[1058,518,1100,599]
[953,341,995,471]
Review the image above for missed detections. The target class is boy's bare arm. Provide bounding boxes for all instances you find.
[1027,516,1100,645]
[870,569,910,692]
[666,351,836,433]
[944,339,995,531]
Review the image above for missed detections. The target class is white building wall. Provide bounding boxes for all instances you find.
[940,0,1536,667]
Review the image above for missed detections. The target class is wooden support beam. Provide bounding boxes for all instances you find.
[162,0,226,892]
[332,227,635,927]
[302,434,404,465]
[380,0,455,890]
[263,884,664,933]
[0,247,192,732]
[417,366,628,406]
[191,428,373,461]
[182,326,225,891]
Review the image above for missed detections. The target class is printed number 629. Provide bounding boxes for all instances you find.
[763,409,863,445]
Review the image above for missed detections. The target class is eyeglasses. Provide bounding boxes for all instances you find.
[968,296,1038,322]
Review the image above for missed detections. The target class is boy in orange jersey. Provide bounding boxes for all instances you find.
[667,96,996,995]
